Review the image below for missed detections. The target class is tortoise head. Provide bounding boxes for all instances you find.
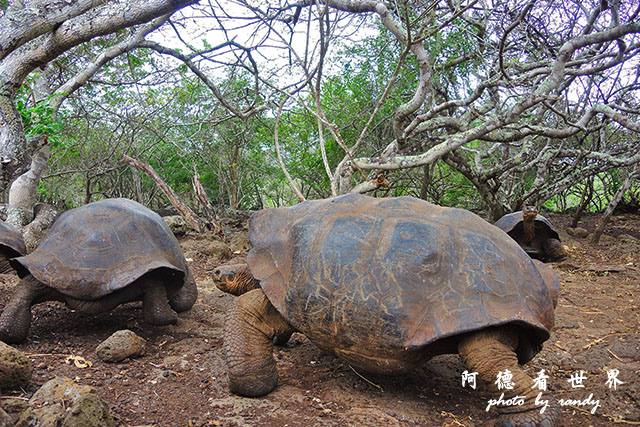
[522,205,538,221]
[212,263,259,296]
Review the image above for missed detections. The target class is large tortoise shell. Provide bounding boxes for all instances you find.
[495,211,560,240]
[247,194,557,364]
[0,221,26,258]
[10,198,189,300]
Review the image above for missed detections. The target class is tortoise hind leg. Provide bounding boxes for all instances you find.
[458,327,558,426]
[543,238,567,262]
[0,275,56,343]
[225,288,294,397]
[142,279,178,326]
[169,267,198,312]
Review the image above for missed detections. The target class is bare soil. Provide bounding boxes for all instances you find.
[1,211,638,427]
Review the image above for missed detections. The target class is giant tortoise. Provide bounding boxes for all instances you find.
[0,221,26,273]
[0,198,197,343]
[213,194,559,426]
[495,206,568,262]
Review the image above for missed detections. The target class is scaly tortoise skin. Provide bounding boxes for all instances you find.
[0,221,26,273]
[495,206,568,262]
[0,198,197,343]
[214,194,560,427]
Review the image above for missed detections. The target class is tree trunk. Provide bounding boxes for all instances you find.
[121,155,207,233]
[571,177,594,228]
[0,91,29,190]
[84,174,93,205]
[338,166,353,195]
[590,167,640,244]
[420,163,433,200]
[6,142,50,229]
[228,144,239,210]
[192,166,224,238]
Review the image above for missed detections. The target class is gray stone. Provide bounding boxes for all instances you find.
[22,376,115,427]
[566,227,589,238]
[163,215,193,236]
[96,329,146,363]
[0,340,32,390]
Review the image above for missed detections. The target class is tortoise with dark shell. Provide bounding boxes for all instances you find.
[0,221,26,273]
[495,206,568,262]
[0,198,197,343]
[214,194,560,427]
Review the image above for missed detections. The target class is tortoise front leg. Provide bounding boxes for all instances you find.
[458,327,557,427]
[0,275,56,343]
[225,288,294,397]
[542,238,567,262]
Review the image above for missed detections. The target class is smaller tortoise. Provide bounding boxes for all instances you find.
[214,194,560,427]
[0,221,26,274]
[0,198,197,344]
[495,206,567,262]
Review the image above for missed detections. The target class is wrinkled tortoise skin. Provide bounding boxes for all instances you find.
[246,194,557,372]
[10,198,192,300]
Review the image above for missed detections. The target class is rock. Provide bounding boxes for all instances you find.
[201,240,232,259]
[617,233,638,243]
[19,376,115,427]
[0,341,32,390]
[96,329,146,363]
[163,215,193,236]
[567,227,589,238]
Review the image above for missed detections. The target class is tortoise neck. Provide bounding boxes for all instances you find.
[523,215,535,245]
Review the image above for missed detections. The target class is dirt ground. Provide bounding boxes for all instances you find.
[0,210,638,427]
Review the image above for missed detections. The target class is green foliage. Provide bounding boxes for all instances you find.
[15,83,65,147]
[36,14,637,216]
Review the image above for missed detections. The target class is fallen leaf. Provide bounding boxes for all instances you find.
[65,355,93,368]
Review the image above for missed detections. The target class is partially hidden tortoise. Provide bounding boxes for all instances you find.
[0,198,197,344]
[213,194,560,427]
[0,221,26,273]
[495,206,568,262]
